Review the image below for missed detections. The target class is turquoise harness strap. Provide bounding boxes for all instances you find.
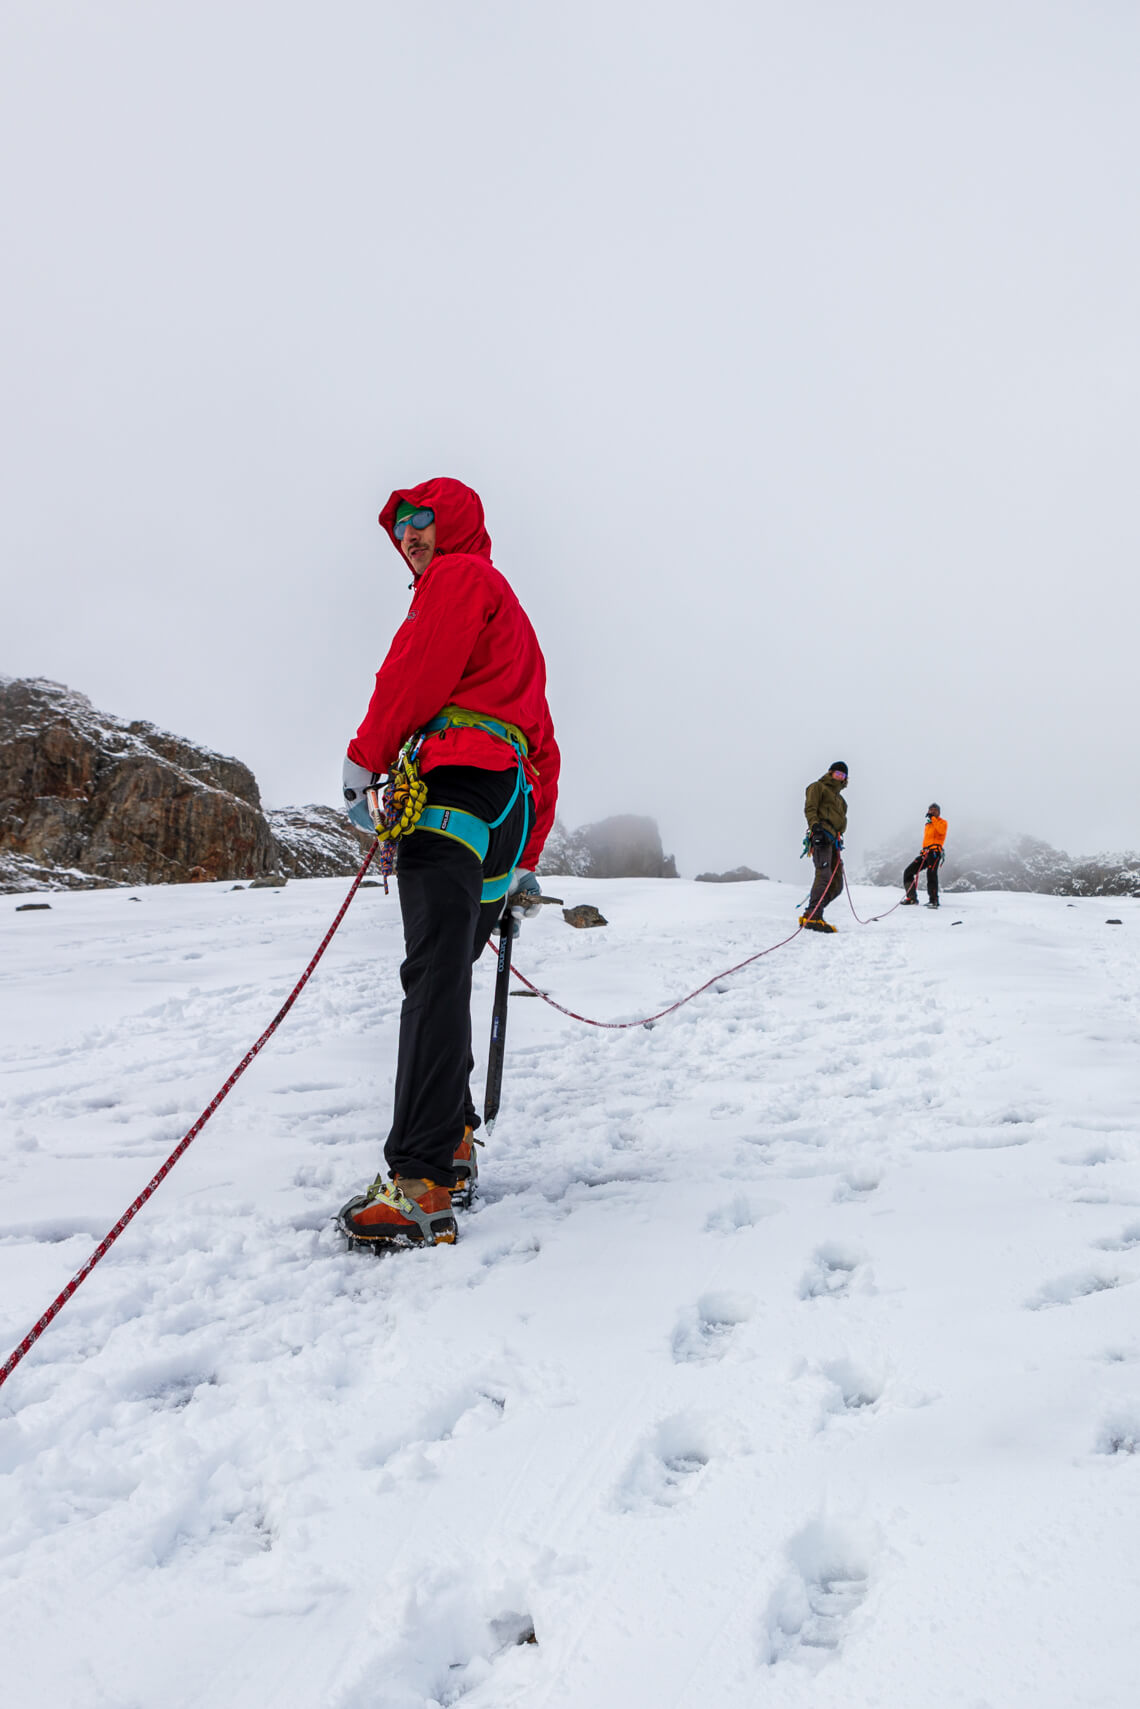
[418,806,490,863]
[418,798,533,905]
[415,709,535,905]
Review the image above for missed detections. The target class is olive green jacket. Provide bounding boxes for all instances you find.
[804,773,848,838]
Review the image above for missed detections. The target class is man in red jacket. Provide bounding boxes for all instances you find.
[337,477,560,1248]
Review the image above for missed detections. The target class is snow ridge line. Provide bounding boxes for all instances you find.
[0,844,377,1391]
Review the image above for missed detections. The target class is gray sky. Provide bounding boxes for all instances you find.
[3,1,1138,880]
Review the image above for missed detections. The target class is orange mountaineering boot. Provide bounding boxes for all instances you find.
[450,1125,482,1209]
[337,1175,457,1248]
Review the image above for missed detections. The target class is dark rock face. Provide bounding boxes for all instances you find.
[0,678,276,891]
[538,814,678,880]
[0,677,369,892]
[695,865,768,883]
[268,805,373,879]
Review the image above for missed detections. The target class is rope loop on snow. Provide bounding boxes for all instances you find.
[505,856,903,1030]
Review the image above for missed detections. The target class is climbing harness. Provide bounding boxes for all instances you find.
[417,706,534,905]
[359,708,534,904]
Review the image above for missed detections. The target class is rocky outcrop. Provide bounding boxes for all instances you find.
[562,903,608,928]
[268,805,372,879]
[537,814,678,880]
[695,865,768,883]
[0,678,369,892]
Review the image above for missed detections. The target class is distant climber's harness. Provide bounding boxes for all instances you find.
[417,706,533,904]
[802,825,843,857]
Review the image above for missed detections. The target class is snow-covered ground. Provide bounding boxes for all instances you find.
[2,874,1139,1708]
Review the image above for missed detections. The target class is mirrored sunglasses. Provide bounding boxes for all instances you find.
[394,507,435,540]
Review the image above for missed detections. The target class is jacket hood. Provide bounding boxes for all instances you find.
[378,477,492,565]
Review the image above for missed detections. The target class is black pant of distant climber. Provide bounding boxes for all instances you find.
[904,848,941,905]
[384,765,531,1189]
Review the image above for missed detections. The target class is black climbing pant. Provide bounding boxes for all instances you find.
[384,765,531,1187]
[904,848,941,905]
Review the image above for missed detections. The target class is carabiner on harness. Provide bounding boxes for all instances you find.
[365,737,429,891]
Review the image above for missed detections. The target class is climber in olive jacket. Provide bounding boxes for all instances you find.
[804,770,848,842]
[802,761,849,927]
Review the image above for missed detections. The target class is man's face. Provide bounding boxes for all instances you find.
[831,769,847,784]
[401,518,437,577]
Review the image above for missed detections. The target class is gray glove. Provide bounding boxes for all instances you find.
[343,756,384,833]
[507,869,543,926]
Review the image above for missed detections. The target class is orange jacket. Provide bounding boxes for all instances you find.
[923,816,947,850]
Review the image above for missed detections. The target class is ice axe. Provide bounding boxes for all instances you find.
[483,912,515,1136]
[482,892,563,1134]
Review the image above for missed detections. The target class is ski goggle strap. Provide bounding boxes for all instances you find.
[393,505,435,540]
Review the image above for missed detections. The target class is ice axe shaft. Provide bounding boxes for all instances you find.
[483,914,515,1135]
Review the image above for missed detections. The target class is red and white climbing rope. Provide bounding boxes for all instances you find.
[0,846,376,1391]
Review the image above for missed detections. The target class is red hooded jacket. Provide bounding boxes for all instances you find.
[347,477,560,872]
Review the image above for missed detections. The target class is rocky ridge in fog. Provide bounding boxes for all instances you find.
[863,827,1140,898]
[536,813,678,880]
[0,677,369,892]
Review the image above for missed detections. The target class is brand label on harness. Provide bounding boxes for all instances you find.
[439,810,450,831]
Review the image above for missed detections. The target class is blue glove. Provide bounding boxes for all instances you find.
[343,756,384,833]
[507,870,543,927]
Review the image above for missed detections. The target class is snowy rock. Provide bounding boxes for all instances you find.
[267,804,372,879]
[0,677,276,890]
[0,677,371,892]
[562,903,608,928]
[695,865,768,883]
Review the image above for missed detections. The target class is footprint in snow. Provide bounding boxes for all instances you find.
[1094,1222,1140,1252]
[704,1195,782,1235]
[1096,1407,1140,1456]
[330,1562,539,1709]
[615,1412,712,1512]
[1062,1145,1121,1167]
[799,1242,870,1301]
[671,1292,755,1363]
[361,1384,508,1481]
[820,1355,886,1421]
[1026,1269,1130,1310]
[833,1167,882,1203]
[761,1518,873,1668]
[0,1215,108,1245]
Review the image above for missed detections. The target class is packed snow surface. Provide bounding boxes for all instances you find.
[2,876,1138,1708]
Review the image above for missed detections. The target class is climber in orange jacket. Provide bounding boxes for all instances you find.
[901,804,948,908]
